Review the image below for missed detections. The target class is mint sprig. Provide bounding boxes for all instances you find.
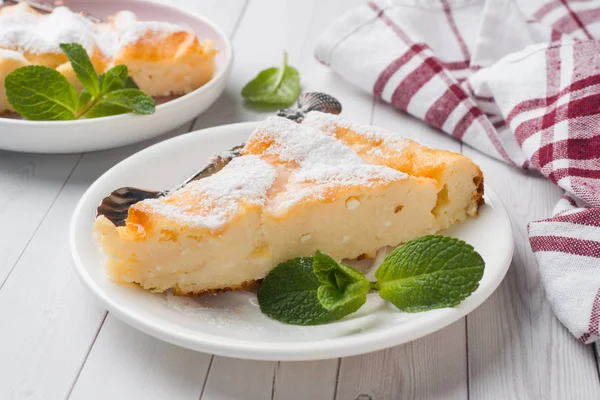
[5,43,155,120]
[257,257,367,325]
[60,43,100,97]
[5,66,79,121]
[375,235,484,312]
[313,251,370,311]
[257,235,485,325]
[99,65,128,94]
[241,52,301,107]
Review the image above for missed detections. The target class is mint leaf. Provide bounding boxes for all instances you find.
[60,43,99,97]
[257,257,365,325]
[99,65,128,93]
[313,251,370,311]
[78,89,92,109]
[375,235,484,312]
[86,89,155,118]
[241,52,300,107]
[5,65,78,120]
[124,76,139,89]
[85,102,132,118]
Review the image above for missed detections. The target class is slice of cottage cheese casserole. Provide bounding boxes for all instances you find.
[94,113,483,295]
[0,3,217,113]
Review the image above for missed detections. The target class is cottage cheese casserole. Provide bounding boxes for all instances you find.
[94,112,484,295]
[0,2,217,113]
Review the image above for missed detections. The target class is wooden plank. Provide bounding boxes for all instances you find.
[0,0,241,296]
[294,0,375,121]
[198,1,377,397]
[273,360,339,400]
[595,343,600,374]
[0,152,79,285]
[0,123,196,400]
[336,320,468,400]
[333,105,468,400]
[196,0,316,392]
[192,0,319,129]
[201,358,276,400]
[462,146,600,399]
[69,316,213,400]
[61,1,249,399]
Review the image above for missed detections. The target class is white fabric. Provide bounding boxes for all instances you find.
[315,0,600,342]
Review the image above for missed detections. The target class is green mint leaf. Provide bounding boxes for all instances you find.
[85,89,155,118]
[60,43,99,97]
[375,235,485,313]
[257,257,365,325]
[78,89,92,109]
[84,102,132,118]
[241,51,300,107]
[5,65,78,120]
[99,65,128,93]
[124,76,139,89]
[313,251,370,311]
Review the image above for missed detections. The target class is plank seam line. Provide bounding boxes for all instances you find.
[230,0,251,40]
[332,358,342,400]
[197,355,215,400]
[296,1,320,65]
[465,317,470,400]
[65,311,108,400]
[63,115,200,397]
[594,344,600,382]
[192,0,253,391]
[270,361,279,400]
[460,139,471,400]
[0,153,83,292]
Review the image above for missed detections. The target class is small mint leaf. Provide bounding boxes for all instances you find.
[84,102,132,118]
[60,43,99,97]
[78,89,92,109]
[313,251,369,311]
[124,76,139,89]
[257,257,365,325]
[5,65,78,120]
[375,235,485,312]
[85,89,155,118]
[241,52,300,107]
[99,65,128,93]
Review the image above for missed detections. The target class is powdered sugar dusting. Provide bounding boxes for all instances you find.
[142,155,277,229]
[295,163,405,184]
[142,116,408,226]
[93,23,119,58]
[0,5,189,59]
[278,164,407,211]
[0,6,97,54]
[251,116,364,166]
[303,111,410,153]
[0,48,27,62]
[252,117,406,212]
[112,11,188,50]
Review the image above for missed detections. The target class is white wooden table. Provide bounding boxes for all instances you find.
[2,0,600,398]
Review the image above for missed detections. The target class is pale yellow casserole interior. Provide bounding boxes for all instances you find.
[94,112,483,295]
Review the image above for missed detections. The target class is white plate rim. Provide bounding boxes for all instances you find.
[70,122,514,361]
[0,0,233,127]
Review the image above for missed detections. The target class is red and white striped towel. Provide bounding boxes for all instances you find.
[316,0,600,343]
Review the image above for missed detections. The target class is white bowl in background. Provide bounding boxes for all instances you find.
[0,0,232,153]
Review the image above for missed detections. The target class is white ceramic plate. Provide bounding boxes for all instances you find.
[0,0,232,154]
[70,122,514,361]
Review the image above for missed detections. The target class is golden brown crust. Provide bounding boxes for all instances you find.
[472,168,485,212]
[172,279,260,296]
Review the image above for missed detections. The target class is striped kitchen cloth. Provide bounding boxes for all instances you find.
[315,0,600,343]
